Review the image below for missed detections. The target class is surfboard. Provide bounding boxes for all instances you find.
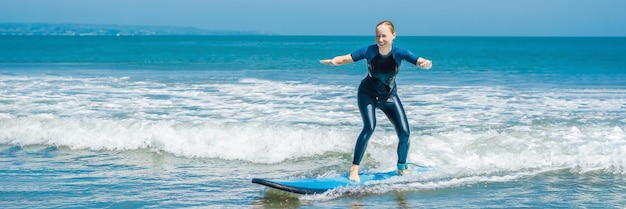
[252,165,430,195]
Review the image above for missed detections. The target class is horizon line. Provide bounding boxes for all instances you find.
[1,22,624,38]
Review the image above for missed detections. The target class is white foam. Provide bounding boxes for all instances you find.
[0,116,356,163]
[1,74,626,174]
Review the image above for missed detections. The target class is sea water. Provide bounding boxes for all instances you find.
[1,36,626,208]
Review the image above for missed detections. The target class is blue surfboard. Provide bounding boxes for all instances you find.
[252,166,429,195]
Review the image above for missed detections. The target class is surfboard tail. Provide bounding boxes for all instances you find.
[252,178,330,195]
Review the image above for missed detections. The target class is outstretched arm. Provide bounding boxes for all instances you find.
[320,54,354,66]
[416,57,432,70]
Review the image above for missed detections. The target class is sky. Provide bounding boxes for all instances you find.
[1,0,625,36]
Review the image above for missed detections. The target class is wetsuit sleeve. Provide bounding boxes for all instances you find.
[395,47,419,65]
[350,46,369,62]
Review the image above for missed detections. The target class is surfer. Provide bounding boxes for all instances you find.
[320,20,432,182]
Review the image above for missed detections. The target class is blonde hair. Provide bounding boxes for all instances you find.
[376,20,395,34]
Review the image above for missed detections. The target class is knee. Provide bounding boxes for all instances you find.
[398,131,410,145]
[362,123,376,134]
[398,126,409,139]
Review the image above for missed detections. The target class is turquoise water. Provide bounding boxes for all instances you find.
[1,36,626,208]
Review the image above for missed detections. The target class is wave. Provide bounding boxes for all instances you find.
[1,74,626,173]
[0,116,355,163]
[2,114,624,172]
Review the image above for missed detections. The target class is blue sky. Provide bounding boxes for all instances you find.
[1,0,625,36]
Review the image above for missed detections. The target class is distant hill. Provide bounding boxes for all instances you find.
[0,23,273,36]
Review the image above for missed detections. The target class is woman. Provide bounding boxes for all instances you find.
[320,20,432,182]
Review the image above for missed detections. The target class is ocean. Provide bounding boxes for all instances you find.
[1,35,625,208]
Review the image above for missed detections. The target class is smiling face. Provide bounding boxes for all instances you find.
[375,22,396,49]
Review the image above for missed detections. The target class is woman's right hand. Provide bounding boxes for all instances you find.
[320,54,353,66]
[417,58,432,70]
[320,59,336,66]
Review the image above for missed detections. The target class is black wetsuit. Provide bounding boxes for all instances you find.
[351,44,419,170]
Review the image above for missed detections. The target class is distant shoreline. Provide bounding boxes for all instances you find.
[0,22,275,36]
[1,23,624,38]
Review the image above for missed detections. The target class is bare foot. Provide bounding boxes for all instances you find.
[349,165,360,182]
[398,169,409,176]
